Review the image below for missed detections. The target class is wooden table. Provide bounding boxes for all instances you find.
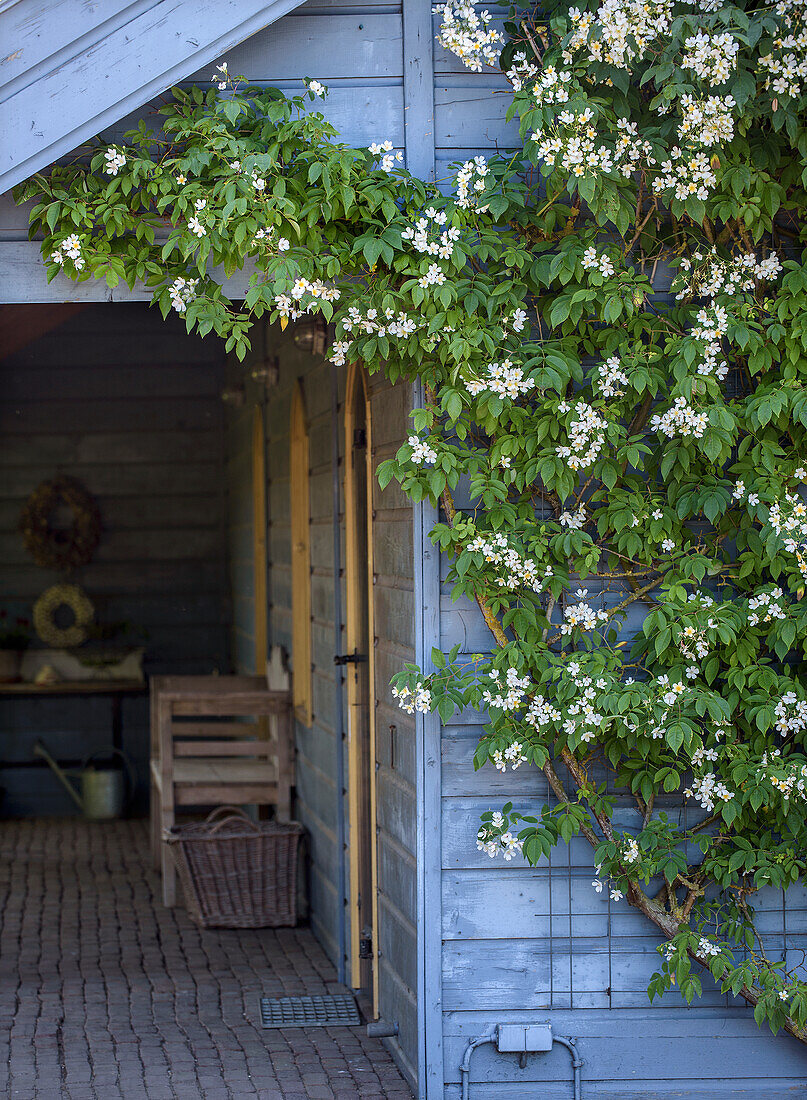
[0,679,147,764]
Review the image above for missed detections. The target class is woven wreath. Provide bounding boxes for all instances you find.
[33,585,95,648]
[19,475,101,572]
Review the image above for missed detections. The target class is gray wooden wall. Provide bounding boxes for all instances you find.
[0,304,230,814]
[224,327,418,1085]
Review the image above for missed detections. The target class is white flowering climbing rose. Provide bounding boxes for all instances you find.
[16,0,807,1043]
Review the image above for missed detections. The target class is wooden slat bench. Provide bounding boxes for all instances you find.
[150,675,293,907]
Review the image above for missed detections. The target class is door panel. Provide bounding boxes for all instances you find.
[344,364,377,1007]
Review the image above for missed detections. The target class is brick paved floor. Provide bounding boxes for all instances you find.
[0,819,413,1100]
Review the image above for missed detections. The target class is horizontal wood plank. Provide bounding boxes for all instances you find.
[174,782,279,805]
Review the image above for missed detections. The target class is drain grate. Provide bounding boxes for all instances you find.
[260,993,361,1029]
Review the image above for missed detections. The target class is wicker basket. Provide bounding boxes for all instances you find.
[165,806,304,928]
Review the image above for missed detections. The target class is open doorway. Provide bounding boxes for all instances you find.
[0,303,231,814]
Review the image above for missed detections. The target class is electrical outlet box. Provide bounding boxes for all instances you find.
[497,1023,553,1053]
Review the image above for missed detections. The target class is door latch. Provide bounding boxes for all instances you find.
[334,650,367,666]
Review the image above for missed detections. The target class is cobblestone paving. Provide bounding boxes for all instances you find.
[0,819,413,1100]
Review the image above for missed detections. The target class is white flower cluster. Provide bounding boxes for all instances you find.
[368,139,403,173]
[697,937,722,957]
[103,147,126,176]
[532,109,651,180]
[747,587,787,627]
[774,691,807,738]
[659,675,688,707]
[526,694,562,728]
[392,682,432,713]
[482,668,532,714]
[565,0,672,68]
[677,95,736,147]
[418,262,447,289]
[592,869,624,901]
[466,531,547,592]
[305,79,327,97]
[253,227,290,252]
[684,771,734,812]
[622,674,690,742]
[558,664,609,743]
[477,815,524,860]
[759,0,807,99]
[210,61,229,90]
[556,401,608,470]
[622,837,640,863]
[682,31,739,86]
[274,278,341,322]
[456,156,490,210]
[691,746,718,768]
[675,248,782,300]
[759,750,807,803]
[188,198,207,238]
[168,276,198,314]
[582,247,615,277]
[652,147,718,203]
[532,65,573,106]
[649,396,708,440]
[491,742,529,772]
[688,303,730,381]
[559,505,587,529]
[678,616,713,663]
[734,484,756,508]
[402,207,461,259]
[341,305,418,339]
[407,434,438,465]
[50,234,84,270]
[466,360,535,400]
[769,491,807,579]
[560,590,609,635]
[433,0,503,71]
[504,51,539,91]
[595,355,629,397]
[328,341,351,367]
[510,309,528,332]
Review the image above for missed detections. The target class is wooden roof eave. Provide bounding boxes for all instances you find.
[0,0,306,196]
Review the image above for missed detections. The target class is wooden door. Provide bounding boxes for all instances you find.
[344,364,377,1005]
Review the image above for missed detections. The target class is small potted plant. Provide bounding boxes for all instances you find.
[0,612,31,682]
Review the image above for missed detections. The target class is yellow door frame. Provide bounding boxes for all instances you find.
[343,362,379,1012]
[251,405,268,674]
[290,381,313,725]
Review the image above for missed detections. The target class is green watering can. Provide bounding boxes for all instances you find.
[34,739,136,820]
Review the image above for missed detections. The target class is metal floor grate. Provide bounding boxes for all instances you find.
[260,993,361,1028]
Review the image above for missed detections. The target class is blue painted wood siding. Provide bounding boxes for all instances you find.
[433,466,807,1096]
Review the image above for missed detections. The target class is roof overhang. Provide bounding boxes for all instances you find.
[0,0,305,195]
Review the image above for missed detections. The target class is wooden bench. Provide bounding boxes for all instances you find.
[150,675,293,907]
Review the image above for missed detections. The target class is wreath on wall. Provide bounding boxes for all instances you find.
[19,475,101,572]
[33,584,95,648]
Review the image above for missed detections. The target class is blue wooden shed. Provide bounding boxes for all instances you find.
[1,2,807,1096]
